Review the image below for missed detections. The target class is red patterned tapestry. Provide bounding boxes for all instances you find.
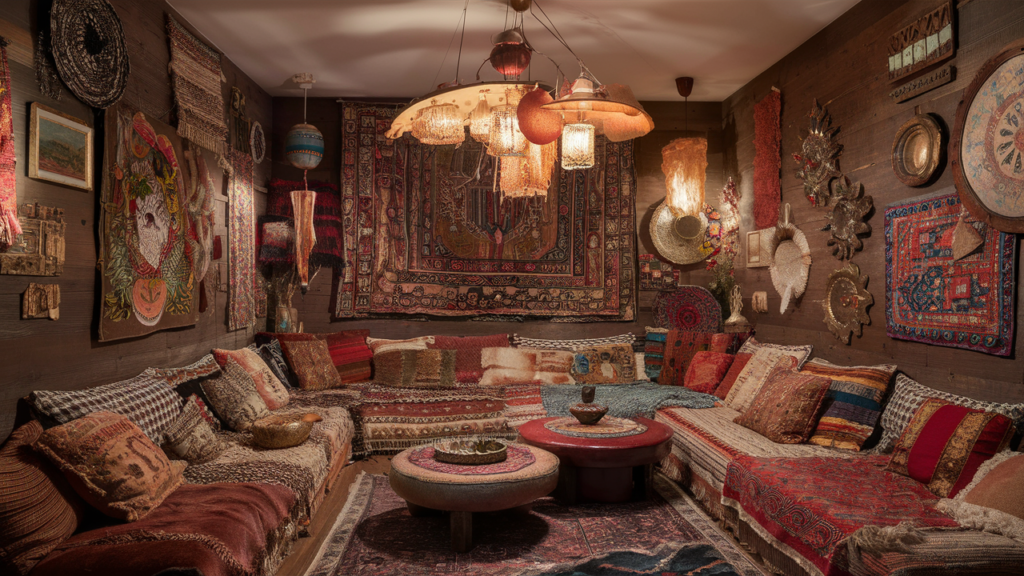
[753,90,781,229]
[228,150,255,330]
[333,102,636,320]
[0,39,19,251]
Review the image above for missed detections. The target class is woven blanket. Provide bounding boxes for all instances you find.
[264,178,344,269]
[541,383,717,419]
[228,149,255,330]
[0,39,18,251]
[333,102,636,321]
[885,190,1016,356]
[167,16,228,155]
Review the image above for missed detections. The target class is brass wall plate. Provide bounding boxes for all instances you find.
[892,113,943,187]
[822,262,873,344]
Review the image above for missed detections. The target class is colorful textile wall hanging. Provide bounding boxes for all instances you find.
[167,15,228,155]
[98,104,198,341]
[652,286,722,333]
[183,144,215,283]
[639,254,679,291]
[0,38,19,251]
[753,89,781,229]
[228,149,255,331]
[264,179,344,270]
[333,102,636,320]
[885,190,1016,356]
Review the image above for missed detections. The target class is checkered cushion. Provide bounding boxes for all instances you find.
[29,374,184,442]
[511,333,635,351]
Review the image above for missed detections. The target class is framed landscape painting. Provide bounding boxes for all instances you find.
[29,102,93,191]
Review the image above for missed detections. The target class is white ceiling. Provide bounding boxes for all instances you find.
[167,0,860,102]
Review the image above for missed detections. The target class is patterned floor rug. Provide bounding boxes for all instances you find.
[304,473,765,576]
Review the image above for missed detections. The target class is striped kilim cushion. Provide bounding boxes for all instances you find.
[511,333,635,351]
[802,358,896,451]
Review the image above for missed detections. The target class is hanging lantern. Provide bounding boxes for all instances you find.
[500,155,528,199]
[488,88,527,157]
[518,86,563,145]
[662,137,707,217]
[489,28,532,77]
[285,123,324,170]
[469,94,492,143]
[523,140,557,196]
[412,100,465,146]
[561,123,595,170]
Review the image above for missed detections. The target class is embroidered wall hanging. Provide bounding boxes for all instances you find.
[333,102,636,321]
[0,38,19,251]
[753,89,781,229]
[794,99,842,207]
[885,190,1016,356]
[183,143,215,283]
[0,203,65,276]
[167,15,228,155]
[99,104,198,341]
[228,149,255,330]
[652,286,722,333]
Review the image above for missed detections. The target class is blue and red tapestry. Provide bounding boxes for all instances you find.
[884,190,1015,356]
[332,102,636,320]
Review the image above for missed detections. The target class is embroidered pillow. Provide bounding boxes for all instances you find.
[659,330,725,386]
[212,347,288,410]
[570,344,638,384]
[201,358,271,431]
[374,349,457,389]
[803,359,897,451]
[714,352,751,400]
[959,452,1024,520]
[0,422,84,576]
[257,340,296,388]
[160,396,225,464]
[33,412,186,522]
[885,399,1014,498]
[684,352,734,395]
[643,327,669,381]
[317,330,373,383]
[511,333,635,351]
[734,356,831,444]
[876,374,1024,454]
[366,335,434,355]
[736,336,813,369]
[280,339,343,391]
[724,346,811,413]
[428,334,511,383]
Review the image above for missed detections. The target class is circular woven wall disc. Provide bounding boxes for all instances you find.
[650,204,712,265]
[51,0,130,109]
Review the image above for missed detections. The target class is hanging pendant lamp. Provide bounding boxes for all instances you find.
[561,122,595,170]
[284,73,324,170]
[469,94,492,143]
[488,87,527,156]
[412,100,465,146]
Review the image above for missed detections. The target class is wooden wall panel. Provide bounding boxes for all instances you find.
[0,0,272,439]
[723,0,1024,403]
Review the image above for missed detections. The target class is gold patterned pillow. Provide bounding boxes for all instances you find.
[374,349,456,388]
[733,356,831,444]
[160,395,225,464]
[280,339,343,391]
[200,358,270,431]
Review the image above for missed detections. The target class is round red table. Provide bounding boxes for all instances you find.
[517,416,672,503]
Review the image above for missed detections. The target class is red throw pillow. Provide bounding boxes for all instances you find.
[886,399,1014,498]
[684,352,735,394]
[316,331,372,383]
[714,353,751,400]
[429,334,510,383]
[709,333,736,354]
[659,330,717,386]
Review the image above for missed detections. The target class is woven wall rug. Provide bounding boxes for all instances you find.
[0,38,18,251]
[167,15,228,154]
[50,0,129,109]
[884,190,1016,356]
[333,102,636,321]
[753,89,781,229]
[652,285,723,332]
[304,472,765,576]
[228,149,255,331]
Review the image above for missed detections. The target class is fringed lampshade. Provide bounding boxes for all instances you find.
[500,155,528,198]
[561,123,595,170]
[488,88,527,157]
[412,100,465,146]
[662,137,707,217]
[523,141,557,196]
[469,94,492,143]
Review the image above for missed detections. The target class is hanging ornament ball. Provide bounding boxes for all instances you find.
[509,0,532,12]
[489,42,532,77]
[518,87,564,145]
[285,123,324,170]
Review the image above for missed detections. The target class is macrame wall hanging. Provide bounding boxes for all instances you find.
[753,89,781,229]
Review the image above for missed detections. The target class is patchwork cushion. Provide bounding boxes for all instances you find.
[960,452,1024,520]
[318,330,373,383]
[570,344,637,384]
[511,333,635,350]
[34,412,187,522]
[643,327,669,381]
[684,352,734,395]
[736,336,812,368]
[201,359,271,431]
[28,373,184,442]
[256,340,295,388]
[0,422,84,576]
[212,347,289,410]
[374,349,456,389]
[724,347,810,413]
[160,396,226,464]
[876,373,1024,454]
[886,399,1014,498]
[802,359,897,451]
[280,340,343,391]
[366,335,434,355]
[478,347,574,386]
[713,352,751,400]
[734,356,830,444]
[428,334,510,383]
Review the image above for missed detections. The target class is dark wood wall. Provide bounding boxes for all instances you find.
[724,0,1024,403]
[0,0,272,439]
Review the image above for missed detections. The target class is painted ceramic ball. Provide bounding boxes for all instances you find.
[285,123,324,170]
[517,87,563,145]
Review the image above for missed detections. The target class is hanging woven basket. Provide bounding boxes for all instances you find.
[50,0,130,109]
[766,203,811,313]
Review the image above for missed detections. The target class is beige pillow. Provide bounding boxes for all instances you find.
[201,358,270,431]
[724,347,810,413]
[366,335,434,355]
[479,348,575,386]
[959,452,1024,520]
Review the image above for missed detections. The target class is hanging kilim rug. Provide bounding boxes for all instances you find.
[885,189,1016,356]
[753,90,781,229]
[167,15,228,155]
[305,473,765,576]
[98,103,198,341]
[652,285,723,333]
[228,149,255,330]
[332,102,636,320]
[0,37,19,251]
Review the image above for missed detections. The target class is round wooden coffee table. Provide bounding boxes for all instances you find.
[388,443,558,552]
[518,416,672,503]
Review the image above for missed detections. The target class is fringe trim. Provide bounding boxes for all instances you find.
[937,499,1024,543]
[846,521,926,558]
[721,495,825,576]
[178,121,228,155]
[0,206,21,250]
[303,473,377,576]
[954,450,1022,501]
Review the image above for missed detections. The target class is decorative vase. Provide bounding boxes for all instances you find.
[284,123,324,170]
[569,386,608,425]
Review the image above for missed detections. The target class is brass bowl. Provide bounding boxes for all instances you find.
[251,414,315,449]
[569,403,609,425]
[433,438,508,465]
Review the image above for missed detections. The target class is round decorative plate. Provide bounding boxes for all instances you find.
[821,263,872,344]
[250,121,266,164]
[892,114,943,187]
[951,42,1024,232]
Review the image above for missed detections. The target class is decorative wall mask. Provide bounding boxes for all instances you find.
[887,1,954,83]
[751,291,768,314]
[823,176,872,261]
[23,283,60,320]
[50,0,130,109]
[822,263,872,344]
[951,41,1024,233]
[29,103,93,191]
[892,114,943,187]
[793,99,842,207]
[0,204,65,276]
[766,203,811,314]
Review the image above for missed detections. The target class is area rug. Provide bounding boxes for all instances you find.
[305,473,765,576]
[333,102,636,321]
[541,383,719,419]
[228,149,255,330]
[884,190,1016,356]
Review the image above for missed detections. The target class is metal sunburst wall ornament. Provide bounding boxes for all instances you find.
[793,99,842,207]
[823,176,872,261]
[822,263,872,344]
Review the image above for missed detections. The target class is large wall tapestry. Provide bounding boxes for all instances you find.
[333,102,636,320]
[884,190,1016,356]
[228,149,255,330]
[99,103,198,341]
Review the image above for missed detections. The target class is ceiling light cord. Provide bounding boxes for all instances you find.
[455,0,469,83]
[530,0,600,85]
[429,4,467,91]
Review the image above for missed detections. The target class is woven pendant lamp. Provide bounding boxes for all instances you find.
[469,94,492,143]
[500,155,528,198]
[488,87,527,157]
[561,122,595,170]
[412,100,465,146]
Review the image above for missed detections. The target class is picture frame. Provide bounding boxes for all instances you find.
[745,230,769,268]
[29,102,93,191]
